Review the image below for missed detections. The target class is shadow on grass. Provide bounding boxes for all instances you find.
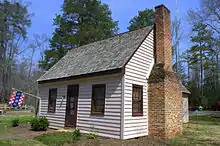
[189,114,220,126]
[190,120,220,126]
[190,114,220,122]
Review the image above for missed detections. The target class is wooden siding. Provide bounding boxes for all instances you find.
[182,96,189,123]
[77,76,122,139]
[39,74,122,138]
[39,84,67,129]
[123,30,154,139]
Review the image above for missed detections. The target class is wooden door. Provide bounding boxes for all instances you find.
[65,85,79,127]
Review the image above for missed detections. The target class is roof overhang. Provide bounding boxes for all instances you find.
[38,68,123,84]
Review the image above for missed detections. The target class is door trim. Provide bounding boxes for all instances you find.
[65,84,79,128]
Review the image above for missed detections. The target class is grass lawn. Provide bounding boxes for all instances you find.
[0,111,45,146]
[0,139,45,146]
[35,114,220,146]
[0,111,34,136]
[170,114,220,146]
[1,111,220,146]
[35,132,73,146]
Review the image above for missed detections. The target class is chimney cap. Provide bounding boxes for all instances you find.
[155,4,170,13]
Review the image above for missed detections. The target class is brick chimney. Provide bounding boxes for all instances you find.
[154,5,172,70]
[148,5,183,139]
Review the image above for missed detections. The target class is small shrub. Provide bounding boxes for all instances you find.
[12,118,20,127]
[31,117,49,131]
[87,126,98,139]
[87,134,97,139]
[72,129,81,140]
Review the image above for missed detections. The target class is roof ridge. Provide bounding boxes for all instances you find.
[68,25,154,53]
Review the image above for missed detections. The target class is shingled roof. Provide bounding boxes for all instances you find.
[38,26,153,82]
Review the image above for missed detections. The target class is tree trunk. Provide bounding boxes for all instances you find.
[200,47,203,104]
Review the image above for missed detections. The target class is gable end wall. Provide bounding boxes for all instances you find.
[123,30,154,139]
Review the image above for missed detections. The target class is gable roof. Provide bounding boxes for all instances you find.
[38,26,153,83]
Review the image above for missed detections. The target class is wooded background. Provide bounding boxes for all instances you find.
[0,0,219,109]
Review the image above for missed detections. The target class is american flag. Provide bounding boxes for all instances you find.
[8,90,25,108]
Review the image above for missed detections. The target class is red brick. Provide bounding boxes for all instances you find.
[148,5,182,139]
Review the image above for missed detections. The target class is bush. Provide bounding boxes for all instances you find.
[31,117,49,131]
[12,118,20,127]
[87,134,97,139]
[72,129,81,140]
[87,126,98,139]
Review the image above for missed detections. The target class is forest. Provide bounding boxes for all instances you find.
[0,0,219,109]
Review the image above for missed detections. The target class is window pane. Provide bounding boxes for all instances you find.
[138,104,142,112]
[70,109,74,115]
[48,88,57,113]
[132,85,143,116]
[70,96,74,102]
[92,85,105,115]
[70,102,74,109]
[133,103,139,113]
[93,87,105,98]
[95,100,104,105]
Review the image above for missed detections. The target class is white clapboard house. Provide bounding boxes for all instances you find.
[38,5,189,139]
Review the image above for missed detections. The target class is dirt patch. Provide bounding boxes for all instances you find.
[0,124,56,140]
[34,131,168,146]
[64,136,168,146]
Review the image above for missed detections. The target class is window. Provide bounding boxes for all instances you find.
[48,88,57,113]
[132,85,143,116]
[91,84,106,115]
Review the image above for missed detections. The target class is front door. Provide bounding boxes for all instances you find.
[65,84,79,127]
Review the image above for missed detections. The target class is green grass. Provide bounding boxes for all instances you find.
[34,114,220,146]
[170,114,220,146]
[0,123,9,135]
[0,139,45,146]
[1,112,220,146]
[0,112,34,135]
[34,132,73,146]
[0,112,41,145]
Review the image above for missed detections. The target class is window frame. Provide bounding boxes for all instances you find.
[91,84,106,116]
[132,84,143,116]
[48,88,57,113]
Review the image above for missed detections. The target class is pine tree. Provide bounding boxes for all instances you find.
[0,0,31,102]
[127,9,154,31]
[39,0,118,70]
[187,22,214,107]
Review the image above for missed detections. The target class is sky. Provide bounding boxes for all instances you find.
[26,0,200,61]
